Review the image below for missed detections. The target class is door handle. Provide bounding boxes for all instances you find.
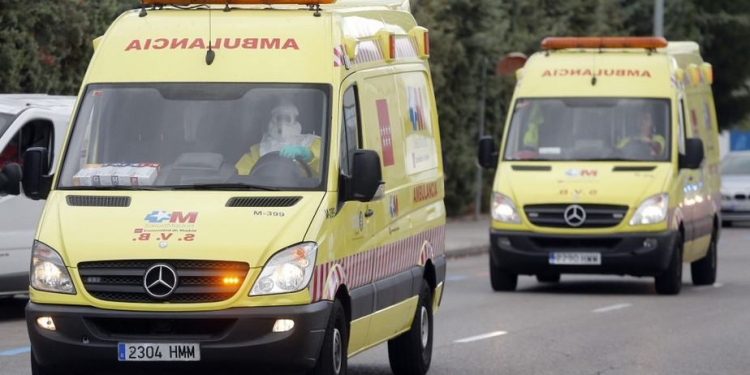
[364,209,374,218]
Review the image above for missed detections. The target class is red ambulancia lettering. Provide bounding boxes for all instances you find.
[125,38,299,51]
[189,38,206,49]
[413,181,439,203]
[170,212,198,223]
[542,69,651,78]
[261,38,280,49]
[171,38,189,49]
[152,38,169,50]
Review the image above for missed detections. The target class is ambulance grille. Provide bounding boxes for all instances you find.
[78,260,249,304]
[524,204,628,228]
[66,195,131,207]
[226,196,301,207]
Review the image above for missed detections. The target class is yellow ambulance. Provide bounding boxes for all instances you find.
[5,1,447,374]
[478,37,720,295]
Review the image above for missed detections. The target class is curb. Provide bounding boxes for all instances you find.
[444,245,489,259]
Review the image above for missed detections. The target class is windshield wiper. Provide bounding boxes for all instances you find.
[167,183,280,191]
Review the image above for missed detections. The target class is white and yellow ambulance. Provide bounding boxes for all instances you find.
[479,37,720,295]
[6,1,446,374]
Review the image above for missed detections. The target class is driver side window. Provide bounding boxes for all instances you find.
[340,85,360,178]
[0,120,54,169]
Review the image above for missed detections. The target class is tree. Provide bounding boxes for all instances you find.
[0,0,138,95]
[412,0,510,216]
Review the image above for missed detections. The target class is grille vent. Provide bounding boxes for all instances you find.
[226,196,301,207]
[66,195,131,207]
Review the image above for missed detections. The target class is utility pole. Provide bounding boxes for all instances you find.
[475,57,488,221]
[653,0,664,37]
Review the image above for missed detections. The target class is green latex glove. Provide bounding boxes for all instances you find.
[280,146,312,162]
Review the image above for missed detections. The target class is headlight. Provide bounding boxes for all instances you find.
[491,192,521,223]
[630,193,669,226]
[30,241,76,294]
[250,242,317,296]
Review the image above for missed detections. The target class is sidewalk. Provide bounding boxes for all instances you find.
[444,214,491,259]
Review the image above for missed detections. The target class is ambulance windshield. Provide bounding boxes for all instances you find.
[57,83,330,190]
[503,98,671,162]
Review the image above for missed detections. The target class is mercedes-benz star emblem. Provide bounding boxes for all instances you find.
[563,204,586,227]
[143,263,178,299]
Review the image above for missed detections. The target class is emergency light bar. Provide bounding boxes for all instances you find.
[140,0,336,5]
[541,37,668,50]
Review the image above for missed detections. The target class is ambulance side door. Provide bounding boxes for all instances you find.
[336,82,374,354]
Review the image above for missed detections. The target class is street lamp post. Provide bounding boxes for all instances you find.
[653,0,664,37]
[475,57,488,220]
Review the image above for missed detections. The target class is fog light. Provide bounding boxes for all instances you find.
[497,237,511,248]
[37,317,56,331]
[273,319,295,333]
[643,238,658,249]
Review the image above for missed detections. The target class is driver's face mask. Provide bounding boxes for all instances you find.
[269,110,301,140]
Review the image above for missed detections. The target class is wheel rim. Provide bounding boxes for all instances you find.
[333,327,342,374]
[420,306,429,349]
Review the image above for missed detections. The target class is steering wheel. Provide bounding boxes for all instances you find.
[248,151,313,179]
[620,139,657,159]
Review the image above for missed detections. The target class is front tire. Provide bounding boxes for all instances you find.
[308,299,348,375]
[691,228,718,285]
[489,256,518,291]
[655,232,683,295]
[388,279,433,375]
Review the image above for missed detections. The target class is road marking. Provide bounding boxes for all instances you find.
[592,303,632,313]
[0,346,30,356]
[693,282,723,291]
[445,275,468,282]
[454,331,507,344]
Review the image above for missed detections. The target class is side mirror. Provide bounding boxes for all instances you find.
[349,150,384,202]
[22,147,52,200]
[680,138,705,170]
[0,163,22,196]
[478,136,498,168]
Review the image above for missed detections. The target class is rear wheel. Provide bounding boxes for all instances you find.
[536,273,561,283]
[308,299,348,375]
[691,228,718,285]
[388,279,433,375]
[489,257,518,291]
[655,232,683,295]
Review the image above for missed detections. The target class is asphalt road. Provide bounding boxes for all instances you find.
[2,226,750,375]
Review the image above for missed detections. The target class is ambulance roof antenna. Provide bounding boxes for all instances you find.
[206,5,215,65]
[311,3,322,17]
[138,1,148,17]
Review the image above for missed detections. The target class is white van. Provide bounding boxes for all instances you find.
[0,94,74,297]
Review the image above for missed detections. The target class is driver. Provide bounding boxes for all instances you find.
[235,101,322,176]
[617,111,665,157]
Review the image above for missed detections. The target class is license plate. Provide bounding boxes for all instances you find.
[118,343,200,361]
[549,252,601,265]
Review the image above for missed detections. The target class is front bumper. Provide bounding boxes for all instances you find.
[490,229,679,277]
[720,209,750,222]
[0,272,28,296]
[27,301,331,374]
